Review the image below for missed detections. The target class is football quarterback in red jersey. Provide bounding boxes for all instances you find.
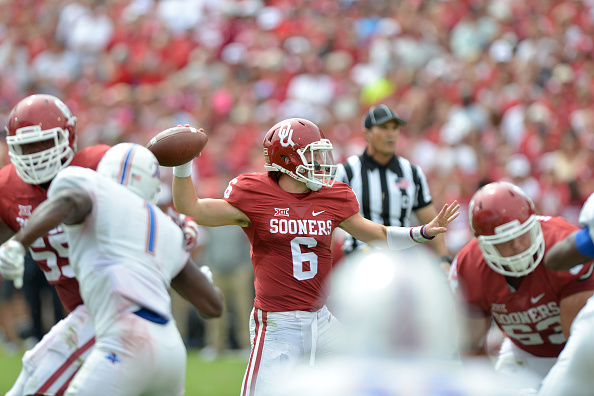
[449,181,594,388]
[171,118,460,396]
[0,94,110,395]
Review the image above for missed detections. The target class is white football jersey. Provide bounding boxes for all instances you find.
[48,166,189,336]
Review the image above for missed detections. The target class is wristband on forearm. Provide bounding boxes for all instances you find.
[420,225,435,241]
[173,161,193,178]
[411,225,435,243]
[387,225,433,250]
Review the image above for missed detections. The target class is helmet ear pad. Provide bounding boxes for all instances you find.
[281,155,292,166]
[285,152,307,176]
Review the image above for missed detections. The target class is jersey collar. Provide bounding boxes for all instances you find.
[361,150,400,173]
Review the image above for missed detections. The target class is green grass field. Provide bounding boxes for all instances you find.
[0,345,247,396]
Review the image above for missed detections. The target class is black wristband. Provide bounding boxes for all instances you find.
[440,256,453,264]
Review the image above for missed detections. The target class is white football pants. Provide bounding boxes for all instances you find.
[240,305,342,396]
[540,297,594,395]
[495,337,556,388]
[7,305,95,396]
[65,311,186,396]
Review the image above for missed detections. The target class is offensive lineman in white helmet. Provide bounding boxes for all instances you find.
[0,143,223,395]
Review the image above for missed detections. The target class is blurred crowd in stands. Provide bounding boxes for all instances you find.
[1,0,594,350]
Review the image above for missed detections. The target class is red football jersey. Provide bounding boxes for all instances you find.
[224,173,360,312]
[450,216,594,357]
[0,145,110,312]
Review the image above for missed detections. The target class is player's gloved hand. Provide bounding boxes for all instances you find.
[0,239,25,289]
[200,265,213,284]
[579,193,594,229]
[167,207,199,251]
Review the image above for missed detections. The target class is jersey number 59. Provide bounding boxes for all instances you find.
[30,231,74,282]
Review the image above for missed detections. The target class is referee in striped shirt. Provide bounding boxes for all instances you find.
[337,104,453,272]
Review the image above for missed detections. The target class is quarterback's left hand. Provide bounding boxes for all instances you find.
[0,239,25,289]
[167,207,200,251]
[425,200,460,237]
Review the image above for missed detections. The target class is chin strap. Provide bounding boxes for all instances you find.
[269,164,322,191]
[305,180,322,191]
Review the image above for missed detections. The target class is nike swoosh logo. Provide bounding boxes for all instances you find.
[312,210,325,216]
[530,293,545,304]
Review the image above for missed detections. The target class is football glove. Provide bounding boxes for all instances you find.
[0,239,25,289]
[167,207,200,251]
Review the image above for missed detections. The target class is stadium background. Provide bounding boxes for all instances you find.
[1,0,594,394]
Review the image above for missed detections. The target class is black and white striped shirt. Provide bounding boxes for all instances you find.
[337,151,433,254]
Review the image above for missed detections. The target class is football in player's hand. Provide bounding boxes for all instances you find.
[146,126,208,167]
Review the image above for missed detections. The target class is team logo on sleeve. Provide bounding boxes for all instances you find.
[18,204,32,217]
[106,352,120,365]
[278,123,295,147]
[55,98,77,126]
[275,208,290,217]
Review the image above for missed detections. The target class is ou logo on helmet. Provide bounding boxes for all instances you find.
[54,98,77,126]
[278,123,295,147]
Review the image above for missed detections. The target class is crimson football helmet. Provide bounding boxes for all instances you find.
[263,118,337,191]
[469,182,545,277]
[5,94,77,184]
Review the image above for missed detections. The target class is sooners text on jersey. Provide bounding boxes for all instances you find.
[450,216,594,357]
[224,173,359,312]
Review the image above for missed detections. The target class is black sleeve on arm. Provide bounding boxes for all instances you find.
[411,164,432,208]
[343,161,354,184]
